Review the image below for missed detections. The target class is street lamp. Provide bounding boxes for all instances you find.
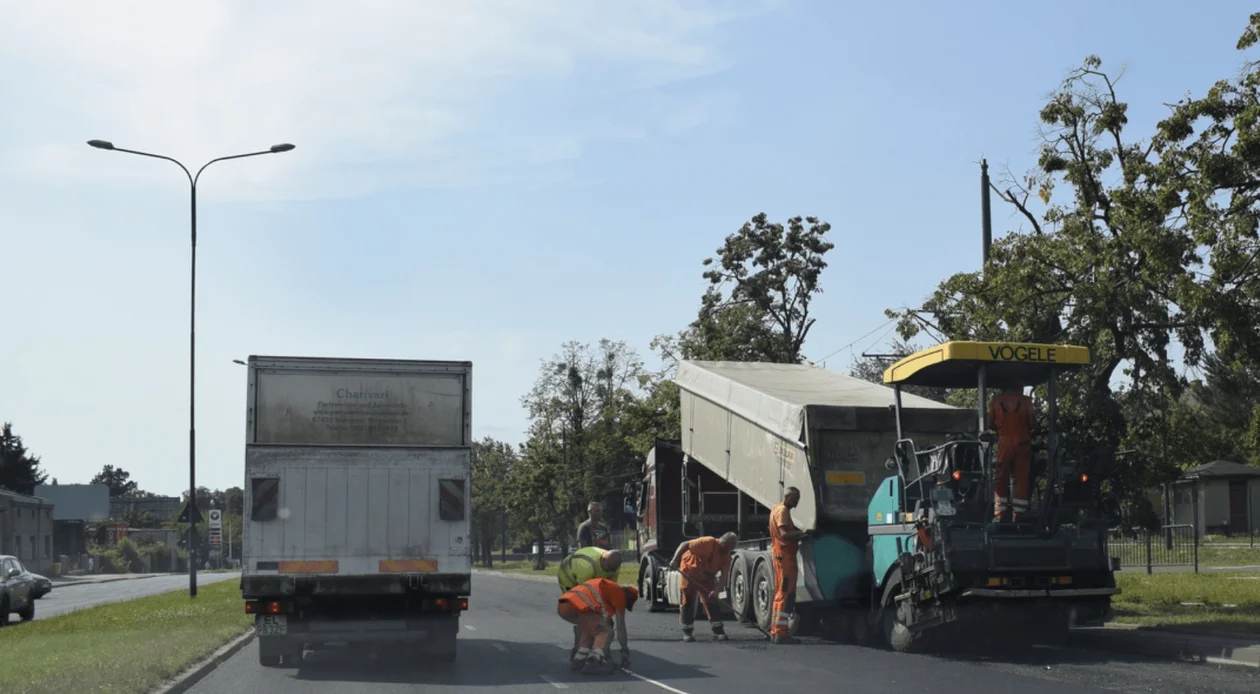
[87,139,295,597]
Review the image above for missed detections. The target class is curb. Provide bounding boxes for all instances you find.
[151,630,256,694]
[1075,626,1260,669]
[472,568,557,584]
[53,574,166,589]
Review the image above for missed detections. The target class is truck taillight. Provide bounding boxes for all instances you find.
[423,597,469,612]
[245,600,291,614]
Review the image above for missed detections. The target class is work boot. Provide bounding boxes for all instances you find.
[714,633,729,641]
[682,633,696,642]
[571,647,590,671]
[582,653,615,675]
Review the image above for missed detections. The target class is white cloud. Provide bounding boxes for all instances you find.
[0,0,772,200]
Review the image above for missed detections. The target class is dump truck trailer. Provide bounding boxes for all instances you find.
[633,360,975,640]
[240,356,473,667]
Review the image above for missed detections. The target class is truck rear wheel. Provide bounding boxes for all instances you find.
[641,556,666,613]
[752,560,774,633]
[728,559,752,622]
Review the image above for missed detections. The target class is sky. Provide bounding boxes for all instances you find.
[1,1,1256,497]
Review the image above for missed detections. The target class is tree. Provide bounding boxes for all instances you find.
[849,339,950,403]
[695,213,835,364]
[471,438,515,567]
[91,465,140,498]
[0,423,48,495]
[515,339,647,561]
[887,34,1260,510]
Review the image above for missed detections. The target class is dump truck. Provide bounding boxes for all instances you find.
[633,346,1120,650]
[240,356,473,667]
[632,359,977,641]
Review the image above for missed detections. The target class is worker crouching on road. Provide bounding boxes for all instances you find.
[557,578,638,674]
[769,487,806,645]
[669,532,737,642]
[557,547,623,658]
[988,380,1035,522]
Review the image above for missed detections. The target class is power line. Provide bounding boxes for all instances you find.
[814,318,897,365]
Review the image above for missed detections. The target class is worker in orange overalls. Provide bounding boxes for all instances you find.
[769,486,806,645]
[988,381,1036,522]
[557,577,638,674]
[668,531,738,642]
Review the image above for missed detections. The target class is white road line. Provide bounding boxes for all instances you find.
[539,674,569,689]
[621,668,692,694]
[492,642,508,652]
[464,625,476,631]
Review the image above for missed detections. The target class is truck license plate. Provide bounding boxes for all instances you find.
[256,615,287,636]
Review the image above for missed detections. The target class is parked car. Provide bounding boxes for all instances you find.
[28,572,51,599]
[0,555,36,624]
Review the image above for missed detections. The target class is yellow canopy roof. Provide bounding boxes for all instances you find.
[882,341,1090,389]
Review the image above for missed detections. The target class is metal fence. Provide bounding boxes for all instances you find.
[1107,524,1199,573]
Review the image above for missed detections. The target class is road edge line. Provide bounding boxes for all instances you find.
[54,574,167,589]
[621,667,692,694]
[1074,628,1260,669]
[150,629,256,694]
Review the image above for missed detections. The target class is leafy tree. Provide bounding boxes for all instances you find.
[887,32,1260,510]
[0,423,48,495]
[513,339,647,565]
[91,464,140,498]
[471,437,516,567]
[695,213,835,364]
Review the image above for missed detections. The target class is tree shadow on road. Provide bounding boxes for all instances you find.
[291,637,720,687]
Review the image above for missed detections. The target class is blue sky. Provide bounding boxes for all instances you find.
[1,1,1255,496]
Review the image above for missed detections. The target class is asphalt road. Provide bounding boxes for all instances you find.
[188,573,1260,694]
[32,572,240,620]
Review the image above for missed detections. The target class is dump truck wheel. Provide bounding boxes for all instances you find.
[641,557,666,613]
[728,560,752,622]
[752,560,774,633]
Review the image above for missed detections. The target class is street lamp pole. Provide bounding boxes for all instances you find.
[86,140,295,597]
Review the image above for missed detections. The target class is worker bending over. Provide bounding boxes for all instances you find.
[557,547,623,657]
[669,532,737,642]
[557,578,637,674]
[769,487,806,645]
[988,381,1035,522]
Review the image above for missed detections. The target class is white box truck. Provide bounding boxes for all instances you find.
[240,355,473,667]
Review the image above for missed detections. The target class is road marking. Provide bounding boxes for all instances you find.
[464,625,476,631]
[539,674,569,689]
[492,642,507,652]
[621,668,692,694]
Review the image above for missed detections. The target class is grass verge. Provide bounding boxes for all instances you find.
[1,580,250,694]
[1113,572,1260,634]
[480,560,639,584]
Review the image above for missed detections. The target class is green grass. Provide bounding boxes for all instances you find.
[0,581,251,694]
[481,560,640,584]
[1197,544,1260,567]
[1112,572,1260,634]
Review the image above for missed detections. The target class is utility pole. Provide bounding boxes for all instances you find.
[981,159,993,267]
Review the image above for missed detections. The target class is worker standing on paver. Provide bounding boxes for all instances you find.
[769,487,806,645]
[576,501,613,550]
[668,532,737,642]
[557,578,638,674]
[557,547,623,658]
[988,381,1035,522]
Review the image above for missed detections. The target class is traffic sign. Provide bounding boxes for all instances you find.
[177,502,204,525]
[208,509,222,529]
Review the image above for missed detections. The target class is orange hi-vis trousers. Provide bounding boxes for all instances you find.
[770,554,797,638]
[994,442,1031,520]
[557,601,611,653]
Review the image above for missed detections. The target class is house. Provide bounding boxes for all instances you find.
[32,483,111,559]
[0,489,56,574]
[1171,460,1260,536]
